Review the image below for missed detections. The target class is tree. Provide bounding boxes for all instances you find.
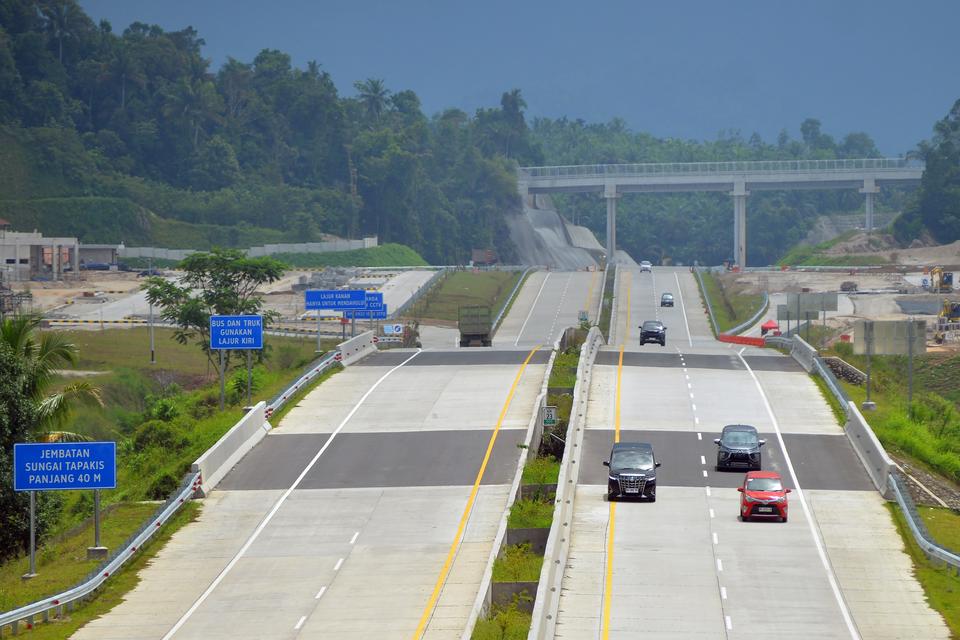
[143,249,285,372]
[0,314,102,438]
[41,0,83,64]
[0,340,55,562]
[354,78,389,124]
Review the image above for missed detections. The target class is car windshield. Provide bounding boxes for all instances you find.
[746,477,783,492]
[662,294,672,299]
[641,261,652,266]
[722,430,757,447]
[643,321,662,330]
[611,450,653,469]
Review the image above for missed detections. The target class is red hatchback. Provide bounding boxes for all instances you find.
[738,471,791,522]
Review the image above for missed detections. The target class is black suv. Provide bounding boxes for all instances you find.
[714,424,765,471]
[660,293,674,307]
[639,320,666,346]
[604,442,660,501]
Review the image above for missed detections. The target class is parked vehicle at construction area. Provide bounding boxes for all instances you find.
[928,266,954,293]
[458,305,492,347]
[934,299,960,344]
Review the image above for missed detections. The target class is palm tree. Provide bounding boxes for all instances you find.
[42,0,82,64]
[354,78,390,123]
[107,44,145,110]
[163,77,222,149]
[0,314,102,441]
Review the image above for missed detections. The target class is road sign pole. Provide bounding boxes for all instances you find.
[219,349,225,411]
[351,316,356,338]
[864,321,875,410]
[316,313,321,352]
[246,351,252,406]
[908,319,914,414]
[94,489,101,547]
[24,490,37,578]
[149,256,155,365]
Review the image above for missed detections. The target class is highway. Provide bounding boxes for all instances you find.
[496,270,601,348]
[72,348,549,639]
[554,266,948,640]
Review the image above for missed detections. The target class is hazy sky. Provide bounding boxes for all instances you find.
[80,0,960,156]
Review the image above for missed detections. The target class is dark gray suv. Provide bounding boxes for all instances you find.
[714,424,765,471]
[604,442,660,501]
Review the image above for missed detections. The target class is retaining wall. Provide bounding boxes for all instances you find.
[191,402,268,496]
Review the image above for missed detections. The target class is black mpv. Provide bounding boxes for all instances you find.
[714,424,765,471]
[604,442,660,501]
[639,320,666,346]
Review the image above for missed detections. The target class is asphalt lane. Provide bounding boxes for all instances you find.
[219,430,526,490]
[358,349,552,366]
[580,429,873,491]
[495,270,601,347]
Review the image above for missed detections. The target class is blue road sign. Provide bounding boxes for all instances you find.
[14,442,117,491]
[365,292,384,310]
[210,315,263,350]
[345,307,388,320]
[305,289,368,310]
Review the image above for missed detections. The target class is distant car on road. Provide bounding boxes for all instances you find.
[660,293,674,307]
[81,262,111,271]
[137,268,163,277]
[604,442,660,501]
[639,261,653,272]
[738,470,790,522]
[639,320,666,346]
[714,424,765,471]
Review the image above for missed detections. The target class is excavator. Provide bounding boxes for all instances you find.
[933,299,960,344]
[929,266,954,293]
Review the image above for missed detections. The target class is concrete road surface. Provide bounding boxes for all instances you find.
[496,270,602,347]
[553,266,948,640]
[72,349,547,640]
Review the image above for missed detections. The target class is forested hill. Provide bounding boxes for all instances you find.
[0,0,542,263]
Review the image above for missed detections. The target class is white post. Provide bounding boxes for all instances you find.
[730,182,749,268]
[860,179,880,233]
[603,183,619,264]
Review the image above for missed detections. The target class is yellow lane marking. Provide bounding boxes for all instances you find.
[411,346,541,639]
[602,344,625,639]
[584,269,599,317]
[622,270,632,344]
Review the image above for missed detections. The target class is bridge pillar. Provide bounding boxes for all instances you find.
[730,182,749,268]
[604,183,619,263]
[860,179,880,233]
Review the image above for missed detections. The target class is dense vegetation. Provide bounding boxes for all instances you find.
[0,0,539,263]
[530,117,914,266]
[894,99,960,246]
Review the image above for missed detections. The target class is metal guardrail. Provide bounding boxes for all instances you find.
[889,473,960,572]
[391,267,449,318]
[491,267,534,334]
[0,472,200,636]
[726,292,769,336]
[767,334,960,573]
[519,157,920,179]
[692,267,720,337]
[265,351,340,419]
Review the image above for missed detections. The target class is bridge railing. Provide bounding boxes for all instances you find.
[519,157,919,180]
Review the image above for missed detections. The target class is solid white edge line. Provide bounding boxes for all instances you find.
[294,615,307,631]
[735,351,861,640]
[515,272,551,346]
[161,349,423,640]
[674,271,693,347]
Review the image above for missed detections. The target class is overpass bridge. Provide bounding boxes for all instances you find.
[517,158,924,267]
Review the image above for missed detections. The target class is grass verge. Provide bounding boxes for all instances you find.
[521,456,560,485]
[887,504,960,635]
[272,243,428,268]
[3,502,200,639]
[471,603,532,640]
[492,544,543,582]
[699,271,764,334]
[598,266,615,341]
[548,349,580,388]
[413,271,521,323]
[508,499,553,529]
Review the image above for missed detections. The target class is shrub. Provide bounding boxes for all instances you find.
[146,471,178,500]
[133,420,188,453]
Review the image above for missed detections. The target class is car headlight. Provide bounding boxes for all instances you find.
[773,496,785,502]
[608,475,619,482]
[719,451,730,460]
[744,495,757,503]
[749,452,760,460]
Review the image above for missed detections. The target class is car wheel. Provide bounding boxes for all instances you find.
[781,514,788,523]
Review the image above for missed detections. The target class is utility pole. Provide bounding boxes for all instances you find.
[149,255,155,364]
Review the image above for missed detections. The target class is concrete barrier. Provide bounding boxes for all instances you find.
[461,341,558,639]
[337,331,377,365]
[529,327,603,640]
[191,402,268,496]
[845,401,896,498]
[717,334,765,347]
[789,335,817,372]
